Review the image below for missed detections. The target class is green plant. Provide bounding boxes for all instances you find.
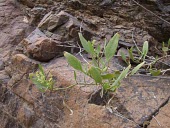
[162,39,170,55]
[29,64,76,92]
[64,33,144,95]
[29,64,55,92]
[121,41,149,64]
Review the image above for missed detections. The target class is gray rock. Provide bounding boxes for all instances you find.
[0,60,4,70]
[100,0,113,7]
[38,11,93,42]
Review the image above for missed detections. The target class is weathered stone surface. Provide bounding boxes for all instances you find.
[28,7,47,24]
[19,28,78,62]
[0,70,9,84]
[44,57,139,128]
[6,54,38,88]
[68,0,87,10]
[18,28,62,61]
[46,57,170,127]
[115,75,170,126]
[0,0,34,64]
[26,37,65,62]
[38,11,93,42]
[0,60,4,70]
[148,100,170,128]
[61,104,137,128]
[10,54,38,75]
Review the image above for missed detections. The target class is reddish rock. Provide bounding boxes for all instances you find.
[26,37,65,62]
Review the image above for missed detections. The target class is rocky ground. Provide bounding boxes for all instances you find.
[0,0,170,128]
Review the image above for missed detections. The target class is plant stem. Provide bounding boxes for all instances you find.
[53,82,97,91]
[53,84,77,91]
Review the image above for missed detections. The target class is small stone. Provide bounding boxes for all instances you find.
[27,37,65,62]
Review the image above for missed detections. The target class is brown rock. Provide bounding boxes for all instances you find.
[148,101,170,128]
[0,70,10,84]
[10,54,38,74]
[17,103,36,127]
[45,57,170,127]
[27,37,65,62]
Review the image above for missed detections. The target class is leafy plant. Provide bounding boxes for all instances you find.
[29,64,77,92]
[162,39,170,55]
[149,69,161,76]
[29,64,55,92]
[64,33,145,95]
[126,41,149,64]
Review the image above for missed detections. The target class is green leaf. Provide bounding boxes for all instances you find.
[128,47,134,61]
[95,45,101,58]
[74,71,77,81]
[102,67,107,72]
[88,41,95,55]
[101,74,115,80]
[131,61,145,75]
[120,52,128,64]
[162,47,169,52]
[168,39,170,47]
[149,69,161,76]
[38,64,45,76]
[88,66,102,84]
[162,42,165,47]
[113,71,121,79]
[64,52,83,72]
[101,71,120,80]
[78,33,94,55]
[110,82,120,92]
[110,65,131,90]
[100,58,106,68]
[92,59,98,67]
[105,33,120,62]
[102,83,110,91]
[29,74,46,92]
[142,41,148,60]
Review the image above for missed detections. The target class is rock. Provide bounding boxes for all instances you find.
[28,7,47,24]
[17,103,36,127]
[154,55,170,69]
[148,100,170,128]
[119,40,134,48]
[0,60,4,70]
[38,11,93,42]
[26,37,66,62]
[68,0,87,10]
[19,28,79,62]
[47,12,70,32]
[10,54,38,74]
[45,57,170,127]
[0,1,33,47]
[0,70,10,84]
[133,0,170,42]
[16,0,34,8]
[116,75,170,125]
[100,0,113,7]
